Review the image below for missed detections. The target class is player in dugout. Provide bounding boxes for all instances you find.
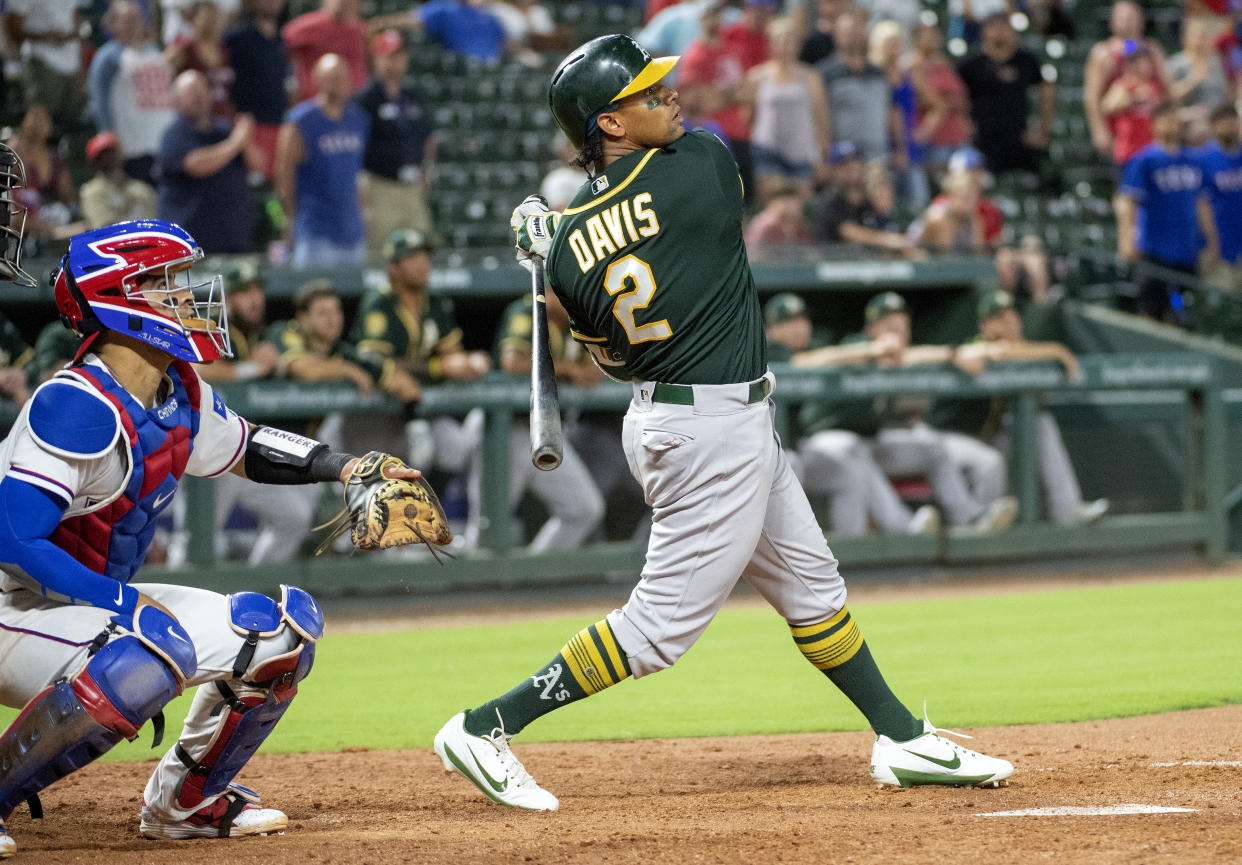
[0,208,421,853]
[432,35,1013,812]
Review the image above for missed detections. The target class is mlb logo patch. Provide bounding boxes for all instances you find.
[213,392,228,419]
[591,176,610,196]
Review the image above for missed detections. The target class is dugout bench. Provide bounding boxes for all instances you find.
[163,347,1228,597]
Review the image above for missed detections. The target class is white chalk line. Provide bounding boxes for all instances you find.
[1150,761,1242,768]
[977,804,1198,817]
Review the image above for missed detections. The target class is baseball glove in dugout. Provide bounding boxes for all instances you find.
[314,451,453,560]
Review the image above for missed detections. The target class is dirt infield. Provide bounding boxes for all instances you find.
[8,705,1239,865]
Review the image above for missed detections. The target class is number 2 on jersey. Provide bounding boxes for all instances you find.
[604,255,672,344]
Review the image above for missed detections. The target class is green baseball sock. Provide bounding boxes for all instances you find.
[790,608,922,742]
[463,618,632,738]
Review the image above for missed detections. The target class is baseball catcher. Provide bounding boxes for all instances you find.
[0,211,435,858]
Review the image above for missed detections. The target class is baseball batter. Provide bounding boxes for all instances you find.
[0,219,415,857]
[433,35,1013,811]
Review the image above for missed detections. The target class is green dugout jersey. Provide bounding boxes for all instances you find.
[927,335,1008,437]
[264,320,387,436]
[350,284,462,380]
[546,129,765,386]
[227,322,265,363]
[26,322,79,386]
[265,320,385,384]
[0,313,32,373]
[798,333,932,437]
[493,293,570,368]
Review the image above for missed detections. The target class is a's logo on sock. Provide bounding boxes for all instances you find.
[531,664,571,702]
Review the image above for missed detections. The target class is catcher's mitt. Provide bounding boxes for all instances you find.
[313,451,453,561]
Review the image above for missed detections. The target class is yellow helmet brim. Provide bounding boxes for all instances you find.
[610,55,680,103]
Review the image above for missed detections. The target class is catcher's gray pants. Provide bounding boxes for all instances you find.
[989,411,1084,524]
[870,423,990,526]
[0,581,302,821]
[464,425,605,553]
[608,373,847,678]
[798,430,914,535]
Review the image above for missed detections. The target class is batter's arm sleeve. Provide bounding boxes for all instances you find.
[0,477,139,614]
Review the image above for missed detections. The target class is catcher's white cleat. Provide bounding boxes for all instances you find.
[870,710,1013,789]
[140,789,288,839]
[434,711,559,811]
[0,820,15,858]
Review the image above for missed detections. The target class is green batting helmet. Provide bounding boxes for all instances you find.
[549,34,679,149]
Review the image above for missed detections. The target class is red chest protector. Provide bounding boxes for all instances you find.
[50,360,201,581]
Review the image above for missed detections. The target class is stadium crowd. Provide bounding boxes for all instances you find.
[3,0,1237,558]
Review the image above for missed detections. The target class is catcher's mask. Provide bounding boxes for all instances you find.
[0,142,36,287]
[53,219,232,363]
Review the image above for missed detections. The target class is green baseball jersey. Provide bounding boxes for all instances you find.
[26,322,79,386]
[265,320,385,384]
[350,283,462,380]
[228,322,266,363]
[546,129,765,386]
[798,333,932,437]
[0,313,32,372]
[928,335,1008,437]
[493,293,570,367]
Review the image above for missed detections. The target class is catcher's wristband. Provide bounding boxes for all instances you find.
[244,426,354,485]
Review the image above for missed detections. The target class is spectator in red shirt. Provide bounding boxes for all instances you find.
[1084,0,1168,158]
[680,1,755,200]
[721,0,776,71]
[909,22,972,175]
[1100,42,1163,167]
[1213,14,1242,89]
[915,147,1003,248]
[283,0,368,101]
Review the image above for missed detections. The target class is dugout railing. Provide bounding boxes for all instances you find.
[160,347,1227,597]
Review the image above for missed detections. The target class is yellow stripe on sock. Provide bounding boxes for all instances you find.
[789,607,850,640]
[592,619,630,679]
[790,609,865,671]
[561,631,610,694]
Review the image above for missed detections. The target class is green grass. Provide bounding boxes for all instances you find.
[6,576,1241,762]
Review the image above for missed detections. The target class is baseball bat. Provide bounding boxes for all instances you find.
[529,257,563,471]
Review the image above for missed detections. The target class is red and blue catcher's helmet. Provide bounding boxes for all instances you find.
[53,220,232,363]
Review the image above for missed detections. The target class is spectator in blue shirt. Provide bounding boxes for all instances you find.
[1117,100,1218,322]
[275,52,371,268]
[156,70,254,253]
[419,0,507,63]
[1200,104,1242,287]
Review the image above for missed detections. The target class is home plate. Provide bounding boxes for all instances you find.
[978,804,1198,817]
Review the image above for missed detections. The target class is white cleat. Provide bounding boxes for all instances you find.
[871,711,1013,789]
[970,496,1018,533]
[908,505,941,535]
[140,788,288,839]
[434,711,559,811]
[0,820,15,858]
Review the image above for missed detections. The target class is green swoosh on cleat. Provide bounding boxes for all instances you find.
[446,743,509,794]
[903,749,961,769]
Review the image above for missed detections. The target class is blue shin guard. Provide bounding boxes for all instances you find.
[0,621,194,820]
[175,585,321,806]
